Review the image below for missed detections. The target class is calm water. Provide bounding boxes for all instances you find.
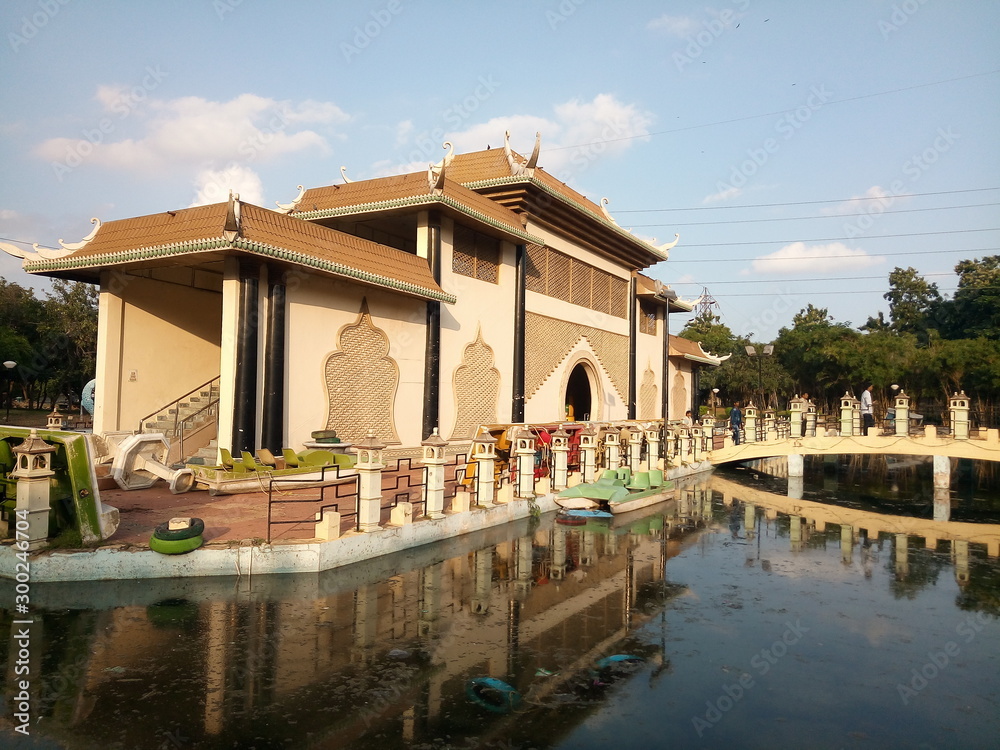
[2,456,999,749]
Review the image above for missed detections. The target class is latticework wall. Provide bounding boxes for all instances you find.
[524,244,628,318]
[639,366,659,419]
[524,312,628,402]
[450,329,500,440]
[323,302,400,443]
[452,224,500,283]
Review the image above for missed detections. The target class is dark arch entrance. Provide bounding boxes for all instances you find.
[565,363,592,422]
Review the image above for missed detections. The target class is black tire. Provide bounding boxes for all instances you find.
[153,517,205,541]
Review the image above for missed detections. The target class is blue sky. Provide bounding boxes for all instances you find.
[1,0,998,341]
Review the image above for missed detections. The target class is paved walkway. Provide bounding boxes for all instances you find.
[99,456,468,548]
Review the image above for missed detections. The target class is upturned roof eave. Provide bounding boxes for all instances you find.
[22,237,456,304]
[292,193,544,246]
[461,175,669,267]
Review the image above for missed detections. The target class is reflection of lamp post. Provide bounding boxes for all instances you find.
[712,388,719,416]
[3,361,16,422]
[744,345,773,408]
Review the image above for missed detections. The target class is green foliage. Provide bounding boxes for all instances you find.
[0,277,98,409]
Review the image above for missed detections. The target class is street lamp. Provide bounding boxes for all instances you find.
[744,345,773,408]
[712,388,719,416]
[3,361,16,423]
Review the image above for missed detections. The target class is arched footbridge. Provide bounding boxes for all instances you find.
[708,428,1000,469]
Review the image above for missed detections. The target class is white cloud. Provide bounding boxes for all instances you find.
[821,185,902,216]
[749,242,883,274]
[647,14,701,37]
[383,94,653,180]
[189,165,264,207]
[35,93,349,174]
[702,185,743,204]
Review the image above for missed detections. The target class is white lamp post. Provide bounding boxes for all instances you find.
[3,361,16,422]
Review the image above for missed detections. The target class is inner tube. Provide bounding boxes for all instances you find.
[149,534,204,555]
[153,517,205,541]
[466,677,521,714]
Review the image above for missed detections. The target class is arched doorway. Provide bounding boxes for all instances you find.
[565,362,593,422]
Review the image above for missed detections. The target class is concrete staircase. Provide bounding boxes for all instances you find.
[140,378,220,463]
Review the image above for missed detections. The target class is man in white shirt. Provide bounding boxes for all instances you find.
[860,384,874,436]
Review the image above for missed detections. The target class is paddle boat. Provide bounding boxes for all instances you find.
[556,467,674,514]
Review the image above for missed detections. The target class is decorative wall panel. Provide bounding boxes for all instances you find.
[639,366,658,419]
[323,300,399,443]
[449,328,501,440]
[525,312,628,402]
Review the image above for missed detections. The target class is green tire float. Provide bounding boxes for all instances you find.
[149,534,204,555]
[153,517,205,541]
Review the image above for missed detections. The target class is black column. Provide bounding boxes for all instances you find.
[628,276,637,420]
[232,262,259,454]
[261,274,285,453]
[662,306,670,424]
[512,243,526,422]
[422,219,442,440]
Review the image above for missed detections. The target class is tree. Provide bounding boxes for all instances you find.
[943,255,1000,340]
[884,266,941,343]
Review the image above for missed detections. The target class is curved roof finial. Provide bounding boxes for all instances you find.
[275,185,306,213]
[427,161,446,193]
[600,197,618,225]
[525,131,541,172]
[0,242,41,262]
[657,233,680,253]
[58,217,101,251]
[340,166,353,184]
[33,243,72,259]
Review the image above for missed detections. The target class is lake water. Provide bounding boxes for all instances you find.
[2,455,999,749]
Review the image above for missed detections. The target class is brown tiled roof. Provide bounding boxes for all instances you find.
[23,201,453,303]
[62,203,230,260]
[290,171,537,243]
[450,148,611,222]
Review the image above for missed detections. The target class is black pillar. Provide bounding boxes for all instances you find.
[512,243,526,422]
[662,307,670,424]
[628,276,637,420]
[261,274,285,453]
[232,262,259,454]
[692,365,701,419]
[422,219,442,440]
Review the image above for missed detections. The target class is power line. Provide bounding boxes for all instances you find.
[673,228,999,249]
[670,272,961,286]
[668,246,998,263]
[698,285,1000,298]
[617,187,1000,213]
[628,202,1000,227]
[542,70,1000,153]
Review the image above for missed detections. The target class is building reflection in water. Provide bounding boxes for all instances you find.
[2,461,998,748]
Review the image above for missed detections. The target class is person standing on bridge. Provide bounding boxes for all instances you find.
[730,401,743,445]
[861,384,875,436]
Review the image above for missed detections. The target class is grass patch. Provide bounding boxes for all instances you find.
[2,409,49,428]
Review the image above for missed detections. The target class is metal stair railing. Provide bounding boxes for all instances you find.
[138,376,221,460]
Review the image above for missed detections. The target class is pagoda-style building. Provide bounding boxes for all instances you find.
[4,133,722,459]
